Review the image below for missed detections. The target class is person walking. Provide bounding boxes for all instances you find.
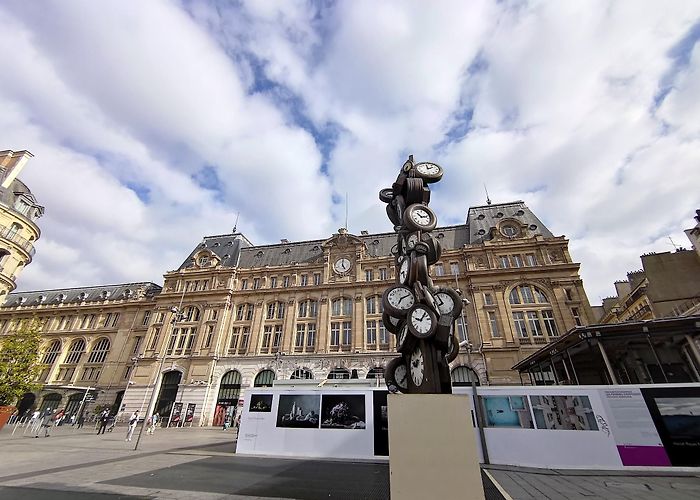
[35,408,53,438]
[77,413,85,429]
[125,410,139,441]
[96,410,109,435]
[146,413,159,435]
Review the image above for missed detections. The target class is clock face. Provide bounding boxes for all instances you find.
[410,346,424,386]
[409,305,436,337]
[399,257,410,284]
[333,258,352,274]
[416,162,440,176]
[434,291,455,316]
[395,363,408,390]
[411,208,431,227]
[387,286,415,312]
[407,232,419,250]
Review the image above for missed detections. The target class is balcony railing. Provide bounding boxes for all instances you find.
[0,223,35,257]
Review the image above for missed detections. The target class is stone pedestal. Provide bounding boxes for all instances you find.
[388,394,484,500]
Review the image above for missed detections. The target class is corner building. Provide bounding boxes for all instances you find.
[1,200,594,425]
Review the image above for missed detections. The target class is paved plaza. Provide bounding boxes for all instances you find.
[1,423,699,499]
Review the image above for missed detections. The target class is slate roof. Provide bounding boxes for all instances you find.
[466,200,553,244]
[2,282,162,308]
[178,233,254,270]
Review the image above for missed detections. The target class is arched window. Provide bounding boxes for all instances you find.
[266,301,285,320]
[328,367,350,380]
[7,222,22,238]
[40,393,62,413]
[366,296,382,315]
[297,299,318,318]
[235,303,254,321]
[217,370,242,402]
[290,368,313,380]
[509,285,558,341]
[183,306,201,322]
[366,367,385,379]
[254,369,276,387]
[65,339,86,364]
[87,338,111,363]
[451,366,480,386]
[331,297,353,316]
[42,340,62,365]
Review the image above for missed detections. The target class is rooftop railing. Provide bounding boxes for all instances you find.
[0,223,35,257]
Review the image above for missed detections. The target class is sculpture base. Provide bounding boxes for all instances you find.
[388,394,484,500]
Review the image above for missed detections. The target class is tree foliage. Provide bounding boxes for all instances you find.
[0,318,42,406]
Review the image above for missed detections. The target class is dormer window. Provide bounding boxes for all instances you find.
[123,289,133,298]
[100,290,111,299]
[57,293,66,303]
[198,255,210,267]
[17,297,26,305]
[500,223,520,238]
[37,295,46,304]
[78,292,89,301]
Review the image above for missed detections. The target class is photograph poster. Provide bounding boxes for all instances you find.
[480,396,534,428]
[320,394,366,430]
[641,386,700,466]
[169,402,183,427]
[185,403,196,424]
[530,395,598,431]
[249,394,273,413]
[276,394,320,428]
[373,391,389,456]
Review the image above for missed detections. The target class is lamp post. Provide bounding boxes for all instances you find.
[133,306,183,451]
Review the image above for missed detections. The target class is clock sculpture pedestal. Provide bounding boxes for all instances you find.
[388,394,484,500]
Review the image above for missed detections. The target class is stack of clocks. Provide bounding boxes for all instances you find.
[379,156,465,394]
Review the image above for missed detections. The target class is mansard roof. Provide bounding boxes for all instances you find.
[466,200,553,244]
[2,282,162,308]
[178,233,254,270]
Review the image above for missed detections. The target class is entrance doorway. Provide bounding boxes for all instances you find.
[155,371,182,425]
[213,370,241,427]
[65,393,84,417]
[39,393,62,413]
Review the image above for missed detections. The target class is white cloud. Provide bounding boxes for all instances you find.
[1,0,699,306]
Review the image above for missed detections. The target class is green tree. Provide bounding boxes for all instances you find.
[0,318,42,406]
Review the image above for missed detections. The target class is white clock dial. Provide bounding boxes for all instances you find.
[410,347,424,385]
[399,258,410,283]
[416,163,439,175]
[411,208,431,226]
[407,233,419,249]
[434,292,455,315]
[398,324,408,346]
[388,288,415,310]
[333,258,351,274]
[410,308,433,334]
[395,363,408,389]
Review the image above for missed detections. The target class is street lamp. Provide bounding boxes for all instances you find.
[133,305,183,451]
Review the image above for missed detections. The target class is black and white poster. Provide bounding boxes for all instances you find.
[321,394,366,429]
[641,386,700,466]
[170,402,183,427]
[373,391,389,456]
[185,403,195,424]
[249,394,273,413]
[276,394,320,428]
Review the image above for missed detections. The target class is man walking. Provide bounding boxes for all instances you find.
[125,410,139,441]
[146,413,159,435]
[35,408,53,438]
[97,410,109,435]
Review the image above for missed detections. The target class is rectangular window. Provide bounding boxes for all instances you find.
[142,310,151,326]
[262,326,272,349]
[298,301,308,318]
[123,365,132,380]
[366,320,377,345]
[102,313,113,328]
[109,313,119,328]
[229,327,240,353]
[484,293,494,305]
[300,274,308,286]
[487,312,499,338]
[343,299,353,316]
[270,276,277,288]
[342,321,352,346]
[521,286,535,304]
[253,277,260,289]
[309,300,318,317]
[313,273,321,286]
[306,323,316,348]
[499,256,510,268]
[457,320,468,342]
[236,304,245,321]
[81,314,95,329]
[564,288,573,301]
[132,336,143,354]
[513,312,528,338]
[572,307,582,326]
[240,327,250,350]
[527,311,543,336]
[525,254,538,266]
[267,303,276,319]
[277,302,285,319]
[241,279,248,290]
[273,325,283,348]
[366,297,376,315]
[201,279,209,290]
[331,322,340,346]
[379,268,387,280]
[434,264,444,276]
[542,310,558,336]
[283,276,290,287]
[378,323,388,345]
[149,327,161,350]
[245,305,254,321]
[512,255,523,268]
[166,332,177,355]
[210,309,218,321]
[295,324,305,348]
[156,312,165,323]
[365,269,374,281]
[450,263,460,276]
[204,324,214,348]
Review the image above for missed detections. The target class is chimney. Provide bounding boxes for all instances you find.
[280,239,289,244]
[0,150,34,189]
[361,230,369,235]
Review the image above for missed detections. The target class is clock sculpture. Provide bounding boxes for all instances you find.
[380,156,464,394]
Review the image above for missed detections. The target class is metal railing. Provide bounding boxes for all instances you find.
[0,223,35,257]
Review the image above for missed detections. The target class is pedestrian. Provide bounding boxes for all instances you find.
[35,408,53,438]
[97,410,109,435]
[146,413,159,435]
[125,410,139,441]
[70,414,76,426]
[77,413,85,429]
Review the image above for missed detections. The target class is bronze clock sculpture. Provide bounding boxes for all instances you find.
[381,156,464,394]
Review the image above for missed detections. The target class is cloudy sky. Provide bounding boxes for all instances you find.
[2,0,699,304]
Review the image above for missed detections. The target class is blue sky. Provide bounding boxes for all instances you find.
[1,0,699,303]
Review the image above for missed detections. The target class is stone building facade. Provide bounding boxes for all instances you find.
[0,200,594,425]
[0,149,43,302]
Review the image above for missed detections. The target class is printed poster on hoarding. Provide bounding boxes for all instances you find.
[599,388,670,466]
[185,403,196,424]
[170,402,183,427]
